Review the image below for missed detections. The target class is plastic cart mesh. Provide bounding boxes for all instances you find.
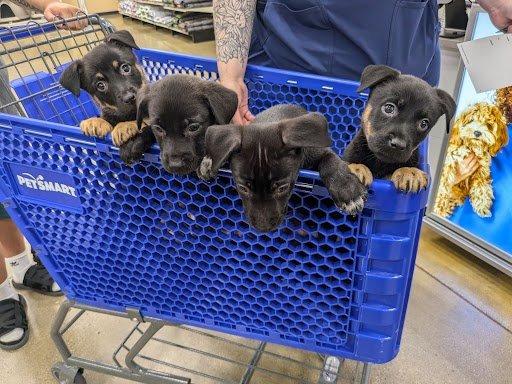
[0,19,428,364]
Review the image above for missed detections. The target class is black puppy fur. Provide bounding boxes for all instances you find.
[59,30,151,164]
[343,65,456,192]
[199,104,367,233]
[135,74,238,175]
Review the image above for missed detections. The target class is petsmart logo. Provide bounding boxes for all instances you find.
[16,173,77,197]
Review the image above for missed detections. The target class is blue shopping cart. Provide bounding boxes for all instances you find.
[0,15,429,384]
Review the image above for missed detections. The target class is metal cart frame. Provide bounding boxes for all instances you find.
[50,300,371,384]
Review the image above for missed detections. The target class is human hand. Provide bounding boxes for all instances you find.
[479,0,512,33]
[452,153,479,186]
[220,77,255,125]
[43,2,87,30]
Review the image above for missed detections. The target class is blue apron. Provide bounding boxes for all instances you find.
[250,0,441,86]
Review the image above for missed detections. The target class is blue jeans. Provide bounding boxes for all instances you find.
[250,0,441,86]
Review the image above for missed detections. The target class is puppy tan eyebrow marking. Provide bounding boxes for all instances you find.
[112,60,119,69]
[95,73,105,80]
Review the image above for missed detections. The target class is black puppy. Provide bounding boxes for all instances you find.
[135,74,238,174]
[198,104,367,232]
[59,30,151,163]
[343,65,456,192]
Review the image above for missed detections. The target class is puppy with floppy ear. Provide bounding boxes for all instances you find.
[199,104,367,233]
[343,65,457,193]
[133,74,238,174]
[434,102,508,218]
[59,30,152,164]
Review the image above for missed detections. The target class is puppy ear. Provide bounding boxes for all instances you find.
[201,82,239,124]
[436,89,457,133]
[357,65,400,93]
[490,106,509,156]
[136,86,150,131]
[105,30,139,50]
[280,112,331,148]
[59,60,82,97]
[204,124,242,174]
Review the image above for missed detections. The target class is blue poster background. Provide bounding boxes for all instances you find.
[436,12,512,255]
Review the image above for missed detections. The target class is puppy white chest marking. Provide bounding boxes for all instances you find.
[258,141,262,169]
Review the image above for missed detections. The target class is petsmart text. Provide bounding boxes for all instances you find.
[16,173,77,197]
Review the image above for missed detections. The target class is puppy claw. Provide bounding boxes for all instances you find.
[338,195,366,215]
[348,163,373,187]
[391,167,429,193]
[80,117,113,138]
[198,156,215,180]
[112,121,140,147]
[325,170,367,215]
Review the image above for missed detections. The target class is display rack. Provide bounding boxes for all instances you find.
[118,0,213,43]
[136,0,212,13]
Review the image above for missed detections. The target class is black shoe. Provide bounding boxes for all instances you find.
[12,264,63,297]
[0,295,29,350]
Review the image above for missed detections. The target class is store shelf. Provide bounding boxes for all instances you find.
[131,0,213,13]
[163,5,212,14]
[119,10,214,43]
[134,0,164,6]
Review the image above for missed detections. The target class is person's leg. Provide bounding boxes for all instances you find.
[0,209,28,349]
[0,206,61,349]
[0,218,34,286]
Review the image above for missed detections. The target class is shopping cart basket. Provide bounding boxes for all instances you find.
[0,15,429,384]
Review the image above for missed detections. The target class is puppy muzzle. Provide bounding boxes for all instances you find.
[162,155,198,175]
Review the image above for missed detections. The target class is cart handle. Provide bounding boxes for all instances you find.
[0,13,114,44]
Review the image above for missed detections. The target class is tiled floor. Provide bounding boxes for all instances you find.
[0,14,511,384]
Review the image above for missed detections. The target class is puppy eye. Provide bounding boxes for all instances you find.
[120,63,132,75]
[275,184,290,196]
[237,183,251,195]
[381,102,397,117]
[286,148,301,156]
[152,124,165,137]
[96,81,108,92]
[419,118,430,131]
[188,123,201,132]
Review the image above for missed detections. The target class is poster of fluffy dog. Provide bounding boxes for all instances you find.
[431,13,512,255]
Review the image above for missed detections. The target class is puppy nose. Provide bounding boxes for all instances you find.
[122,92,136,103]
[474,130,482,138]
[389,137,407,151]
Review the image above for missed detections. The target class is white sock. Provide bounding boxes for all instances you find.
[7,248,59,292]
[7,248,35,285]
[0,278,19,302]
[0,279,24,344]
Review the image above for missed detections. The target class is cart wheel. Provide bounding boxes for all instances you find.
[51,362,87,384]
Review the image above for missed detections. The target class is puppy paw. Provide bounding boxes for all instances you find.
[80,117,113,138]
[391,167,429,193]
[119,129,155,165]
[348,163,373,187]
[197,156,216,180]
[327,172,367,215]
[112,121,140,147]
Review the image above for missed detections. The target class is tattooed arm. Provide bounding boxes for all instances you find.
[213,0,256,125]
[13,1,86,30]
[12,0,43,12]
